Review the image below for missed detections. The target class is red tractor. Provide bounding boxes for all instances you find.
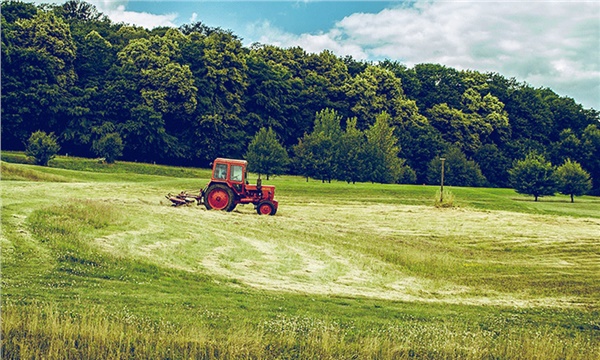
[167,158,278,215]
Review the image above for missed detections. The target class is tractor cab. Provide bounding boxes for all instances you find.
[211,158,248,194]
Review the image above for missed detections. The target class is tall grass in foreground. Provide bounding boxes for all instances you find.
[2,303,598,360]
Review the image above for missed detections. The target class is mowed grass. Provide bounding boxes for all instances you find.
[1,156,599,359]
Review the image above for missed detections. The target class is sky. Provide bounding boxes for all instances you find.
[29,0,600,111]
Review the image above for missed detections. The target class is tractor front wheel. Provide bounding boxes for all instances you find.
[257,201,276,216]
[204,184,235,212]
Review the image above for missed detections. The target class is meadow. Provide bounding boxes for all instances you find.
[1,153,599,359]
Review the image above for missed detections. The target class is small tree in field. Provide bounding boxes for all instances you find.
[365,111,404,184]
[509,152,557,201]
[246,127,289,180]
[26,131,60,166]
[92,133,124,164]
[556,159,591,203]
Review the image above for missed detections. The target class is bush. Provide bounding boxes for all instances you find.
[427,147,487,187]
[25,131,60,166]
[92,133,124,164]
[398,165,417,184]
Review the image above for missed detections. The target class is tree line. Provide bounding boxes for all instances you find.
[2,0,599,195]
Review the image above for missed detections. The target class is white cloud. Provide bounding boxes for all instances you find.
[248,1,600,110]
[103,5,178,29]
[246,20,369,60]
[28,0,178,29]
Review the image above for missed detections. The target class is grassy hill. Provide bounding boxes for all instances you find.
[1,156,599,359]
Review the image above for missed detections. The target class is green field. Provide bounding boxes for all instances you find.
[1,156,599,359]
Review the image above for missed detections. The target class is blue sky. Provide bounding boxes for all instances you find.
[29,1,600,110]
[126,1,393,35]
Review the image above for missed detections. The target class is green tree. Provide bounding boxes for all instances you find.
[292,136,314,182]
[292,109,342,183]
[414,64,464,110]
[182,29,248,163]
[398,165,418,184]
[461,89,511,145]
[506,86,554,142]
[75,30,114,86]
[26,131,60,166]
[246,127,289,180]
[551,129,582,166]
[580,124,600,195]
[2,10,77,149]
[509,153,557,201]
[56,0,104,22]
[92,132,124,163]
[379,60,421,100]
[244,52,296,144]
[344,66,405,129]
[473,144,511,188]
[336,117,371,184]
[293,132,332,182]
[556,159,592,203]
[365,112,404,184]
[426,103,483,156]
[427,147,486,187]
[115,29,198,161]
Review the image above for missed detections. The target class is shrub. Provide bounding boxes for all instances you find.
[25,131,60,166]
[92,133,124,164]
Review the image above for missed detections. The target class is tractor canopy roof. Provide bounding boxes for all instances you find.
[214,158,248,167]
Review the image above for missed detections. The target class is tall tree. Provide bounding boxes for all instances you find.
[505,86,554,142]
[182,29,248,164]
[56,0,103,22]
[244,52,299,147]
[345,66,405,129]
[116,29,197,161]
[337,117,370,184]
[426,104,482,156]
[473,144,511,188]
[365,112,404,184]
[414,64,464,111]
[461,89,511,145]
[292,109,343,182]
[1,10,76,149]
[580,124,600,195]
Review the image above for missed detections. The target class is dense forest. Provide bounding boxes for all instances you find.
[2,0,599,194]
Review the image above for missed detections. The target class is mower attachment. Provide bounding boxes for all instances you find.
[166,190,203,207]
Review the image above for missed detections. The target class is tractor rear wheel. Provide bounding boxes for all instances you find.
[257,201,276,216]
[204,184,235,211]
